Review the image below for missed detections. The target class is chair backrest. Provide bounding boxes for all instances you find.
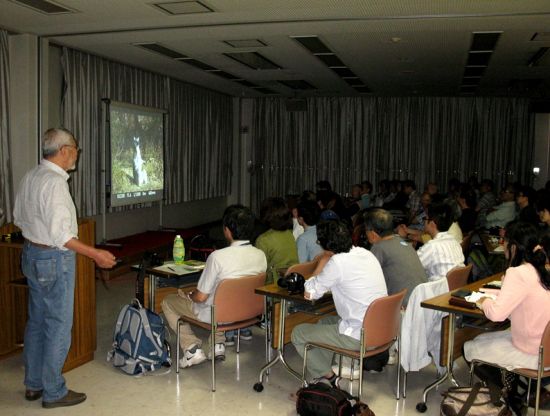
[213,273,266,323]
[446,264,473,291]
[363,289,407,350]
[461,231,474,256]
[285,258,320,279]
[542,319,550,368]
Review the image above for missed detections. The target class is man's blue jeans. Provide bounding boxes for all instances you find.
[21,242,76,402]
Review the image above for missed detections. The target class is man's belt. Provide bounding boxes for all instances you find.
[26,239,55,249]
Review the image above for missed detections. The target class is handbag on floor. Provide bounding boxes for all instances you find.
[440,383,512,416]
[107,298,171,376]
[296,382,374,416]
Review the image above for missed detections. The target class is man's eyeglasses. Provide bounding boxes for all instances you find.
[63,144,80,152]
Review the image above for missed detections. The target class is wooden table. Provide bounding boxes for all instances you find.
[252,283,332,392]
[133,263,203,313]
[415,273,504,412]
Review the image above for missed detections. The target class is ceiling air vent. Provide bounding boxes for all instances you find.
[224,39,267,48]
[134,43,188,60]
[224,52,281,70]
[152,1,213,15]
[9,0,74,14]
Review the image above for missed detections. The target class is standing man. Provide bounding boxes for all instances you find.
[13,128,116,408]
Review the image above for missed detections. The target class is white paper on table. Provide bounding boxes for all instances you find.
[465,291,497,303]
[493,245,505,252]
[153,263,204,275]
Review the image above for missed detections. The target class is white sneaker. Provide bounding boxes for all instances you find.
[332,364,361,380]
[179,347,207,368]
[208,343,225,361]
[387,347,397,365]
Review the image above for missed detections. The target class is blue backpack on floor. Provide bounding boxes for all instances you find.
[107,299,171,375]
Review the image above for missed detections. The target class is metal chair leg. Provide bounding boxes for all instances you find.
[403,371,407,398]
[396,337,401,400]
[211,307,216,392]
[176,318,182,374]
[237,328,241,353]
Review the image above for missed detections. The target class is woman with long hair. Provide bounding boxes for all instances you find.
[464,221,550,410]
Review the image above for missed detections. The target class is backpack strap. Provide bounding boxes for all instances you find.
[457,383,482,416]
[136,307,163,357]
[113,305,130,344]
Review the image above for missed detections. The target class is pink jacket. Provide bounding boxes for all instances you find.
[482,263,550,355]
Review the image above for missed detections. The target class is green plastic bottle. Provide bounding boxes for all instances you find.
[173,235,185,265]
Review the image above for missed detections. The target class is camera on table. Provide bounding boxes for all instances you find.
[277,272,305,295]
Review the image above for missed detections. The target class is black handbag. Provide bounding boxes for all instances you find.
[296,382,374,416]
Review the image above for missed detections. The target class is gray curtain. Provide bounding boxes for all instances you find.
[0,30,12,224]
[165,79,232,203]
[61,48,232,216]
[250,96,534,210]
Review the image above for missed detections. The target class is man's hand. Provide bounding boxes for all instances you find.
[304,291,312,300]
[93,248,117,269]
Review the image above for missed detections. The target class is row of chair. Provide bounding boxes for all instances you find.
[171,262,550,416]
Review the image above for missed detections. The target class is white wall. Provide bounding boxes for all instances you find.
[533,113,550,189]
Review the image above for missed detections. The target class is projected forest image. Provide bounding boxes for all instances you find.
[110,107,164,199]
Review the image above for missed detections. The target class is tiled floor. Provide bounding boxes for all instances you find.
[1,276,547,416]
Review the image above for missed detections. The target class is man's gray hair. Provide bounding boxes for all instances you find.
[363,208,394,237]
[42,128,76,158]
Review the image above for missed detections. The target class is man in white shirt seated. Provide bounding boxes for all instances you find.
[291,220,387,386]
[161,205,267,368]
[485,184,517,229]
[417,203,465,281]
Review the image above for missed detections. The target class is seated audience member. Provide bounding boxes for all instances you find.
[536,190,550,228]
[457,187,478,234]
[291,220,387,385]
[485,184,517,229]
[464,222,550,405]
[344,183,363,218]
[516,185,539,226]
[286,194,304,240]
[317,191,350,225]
[417,203,465,281]
[409,192,431,230]
[296,200,323,263]
[373,179,391,207]
[476,179,497,227]
[364,209,427,306]
[403,180,422,222]
[256,197,299,284]
[161,205,267,367]
[384,180,407,212]
[360,180,373,209]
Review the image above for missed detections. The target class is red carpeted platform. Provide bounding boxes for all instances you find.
[96,223,219,280]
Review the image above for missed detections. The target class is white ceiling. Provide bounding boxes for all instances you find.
[2,0,550,97]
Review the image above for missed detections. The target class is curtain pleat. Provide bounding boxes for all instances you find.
[0,30,13,224]
[61,48,232,216]
[250,96,534,211]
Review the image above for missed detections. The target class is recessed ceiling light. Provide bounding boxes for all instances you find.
[531,33,550,42]
[223,39,267,48]
[391,37,402,43]
[152,1,213,15]
[9,0,74,14]
[134,43,188,60]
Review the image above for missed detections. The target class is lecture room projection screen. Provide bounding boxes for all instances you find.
[108,101,165,208]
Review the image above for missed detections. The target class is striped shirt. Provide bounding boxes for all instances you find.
[417,231,465,281]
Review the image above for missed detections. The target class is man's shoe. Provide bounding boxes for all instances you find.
[225,334,235,347]
[238,328,253,341]
[179,346,207,368]
[208,343,225,361]
[25,389,43,401]
[42,390,86,409]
